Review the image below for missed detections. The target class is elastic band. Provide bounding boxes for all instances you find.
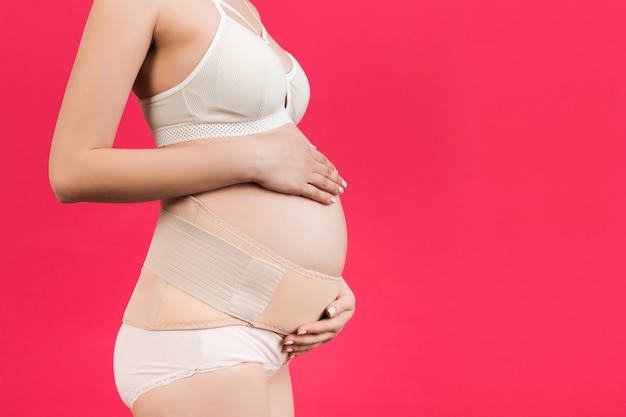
[143,211,284,325]
[153,109,291,147]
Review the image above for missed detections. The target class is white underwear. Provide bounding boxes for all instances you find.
[113,324,287,408]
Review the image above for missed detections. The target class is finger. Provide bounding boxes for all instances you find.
[304,313,352,337]
[285,306,349,345]
[327,168,348,194]
[284,339,324,356]
[308,172,344,198]
[282,327,335,352]
[282,318,346,351]
[288,344,322,358]
[310,151,347,190]
[324,297,345,319]
[321,166,348,194]
[309,147,330,165]
[299,183,336,205]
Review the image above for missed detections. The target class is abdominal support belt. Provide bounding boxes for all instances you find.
[145,210,284,325]
[123,196,342,336]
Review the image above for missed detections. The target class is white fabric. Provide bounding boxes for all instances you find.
[153,108,292,146]
[113,324,287,408]
[139,0,310,147]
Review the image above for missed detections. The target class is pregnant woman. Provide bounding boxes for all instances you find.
[48,0,355,416]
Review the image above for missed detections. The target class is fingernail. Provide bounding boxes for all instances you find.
[342,179,348,188]
[338,186,345,194]
[334,168,339,174]
[330,197,337,204]
[327,306,337,317]
[310,144,317,149]
[285,348,293,353]
[284,340,294,346]
[297,330,307,336]
[289,354,296,359]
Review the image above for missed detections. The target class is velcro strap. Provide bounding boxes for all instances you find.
[143,210,285,325]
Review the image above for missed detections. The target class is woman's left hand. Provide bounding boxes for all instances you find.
[282,280,356,358]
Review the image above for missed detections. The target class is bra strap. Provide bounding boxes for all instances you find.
[214,0,269,43]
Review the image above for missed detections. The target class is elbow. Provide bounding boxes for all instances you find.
[48,160,81,204]
[49,171,77,204]
[51,189,78,205]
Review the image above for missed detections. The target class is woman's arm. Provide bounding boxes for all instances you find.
[49,0,345,204]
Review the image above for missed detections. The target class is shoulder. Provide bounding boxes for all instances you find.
[81,0,159,47]
[245,0,262,19]
[89,0,160,22]
[150,0,221,46]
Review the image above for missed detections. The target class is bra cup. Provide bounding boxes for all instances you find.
[211,27,287,118]
[141,22,292,131]
[139,11,312,146]
[285,59,311,124]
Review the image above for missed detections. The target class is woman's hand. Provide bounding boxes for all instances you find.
[251,126,348,205]
[282,280,355,358]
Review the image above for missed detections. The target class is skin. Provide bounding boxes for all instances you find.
[50,0,344,205]
[50,0,355,415]
[285,281,356,358]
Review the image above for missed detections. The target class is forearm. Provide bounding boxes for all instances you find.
[49,0,346,205]
[49,138,258,203]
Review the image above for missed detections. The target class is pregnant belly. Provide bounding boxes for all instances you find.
[192,183,347,277]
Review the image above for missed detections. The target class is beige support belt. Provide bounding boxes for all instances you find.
[144,211,285,325]
[123,197,342,335]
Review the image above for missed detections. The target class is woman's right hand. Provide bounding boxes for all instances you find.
[251,126,348,205]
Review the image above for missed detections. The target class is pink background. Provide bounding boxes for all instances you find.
[2,0,626,416]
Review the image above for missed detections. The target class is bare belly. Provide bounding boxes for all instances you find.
[192,183,347,277]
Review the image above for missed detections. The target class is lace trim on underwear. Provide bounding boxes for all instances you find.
[128,365,239,407]
[153,109,292,147]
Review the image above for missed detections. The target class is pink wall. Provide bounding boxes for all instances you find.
[2,0,626,416]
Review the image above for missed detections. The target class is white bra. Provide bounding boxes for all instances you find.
[139,0,311,147]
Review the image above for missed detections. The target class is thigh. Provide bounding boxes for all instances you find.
[131,363,270,417]
[268,365,295,417]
